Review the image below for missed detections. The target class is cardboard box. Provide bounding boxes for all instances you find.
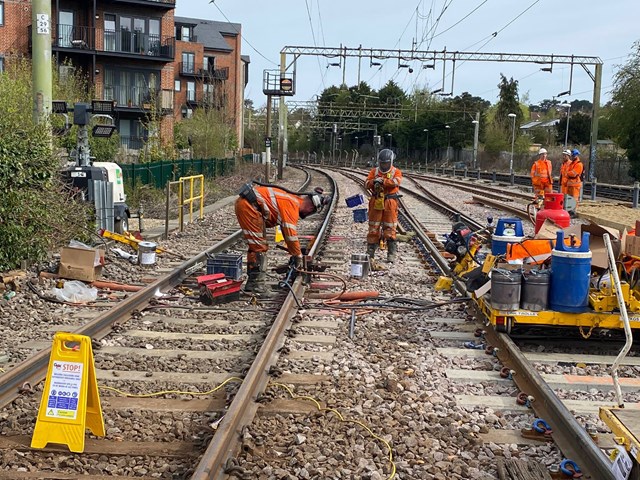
[581,222,620,270]
[58,246,104,282]
[625,235,640,257]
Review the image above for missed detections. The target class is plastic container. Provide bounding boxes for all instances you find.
[534,193,571,233]
[549,231,591,313]
[206,253,243,280]
[491,218,524,255]
[138,241,157,267]
[345,194,364,208]
[350,254,370,278]
[353,208,368,223]
[491,268,522,311]
[491,218,525,255]
[521,269,550,311]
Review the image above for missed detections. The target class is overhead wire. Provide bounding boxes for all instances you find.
[304,0,326,90]
[209,0,277,66]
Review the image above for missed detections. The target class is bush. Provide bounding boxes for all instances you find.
[0,60,90,270]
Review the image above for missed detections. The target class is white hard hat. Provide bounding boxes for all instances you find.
[562,149,572,156]
[538,148,547,155]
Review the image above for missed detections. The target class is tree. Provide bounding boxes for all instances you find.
[610,41,640,179]
[378,80,407,106]
[556,111,591,146]
[495,74,523,129]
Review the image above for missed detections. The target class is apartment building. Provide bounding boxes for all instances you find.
[0,1,247,152]
[174,16,247,150]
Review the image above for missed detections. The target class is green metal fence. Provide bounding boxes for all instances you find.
[121,157,239,189]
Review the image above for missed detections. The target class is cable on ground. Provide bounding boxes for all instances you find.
[269,382,396,479]
[99,376,243,398]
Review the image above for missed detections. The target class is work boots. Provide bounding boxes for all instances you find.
[244,253,273,295]
[387,239,398,263]
[366,243,377,259]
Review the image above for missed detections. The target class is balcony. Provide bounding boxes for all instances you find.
[120,135,147,151]
[28,24,175,61]
[101,30,175,61]
[186,90,225,109]
[178,63,229,81]
[101,0,175,10]
[104,85,173,112]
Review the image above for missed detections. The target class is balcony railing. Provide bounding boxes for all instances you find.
[178,63,229,81]
[29,24,175,59]
[55,24,94,49]
[119,135,147,151]
[104,86,174,111]
[103,30,174,59]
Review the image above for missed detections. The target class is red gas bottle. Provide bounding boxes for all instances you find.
[534,193,571,233]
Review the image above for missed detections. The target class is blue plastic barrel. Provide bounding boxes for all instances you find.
[492,218,525,255]
[548,231,591,313]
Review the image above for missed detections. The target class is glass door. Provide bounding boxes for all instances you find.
[58,11,74,47]
[133,18,146,54]
[120,16,132,53]
[104,14,116,51]
[149,19,160,55]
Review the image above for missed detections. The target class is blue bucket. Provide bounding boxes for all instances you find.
[491,218,525,255]
[549,231,591,313]
[353,208,368,223]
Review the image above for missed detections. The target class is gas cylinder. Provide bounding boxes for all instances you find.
[534,193,571,233]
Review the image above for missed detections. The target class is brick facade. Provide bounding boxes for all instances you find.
[0,2,245,153]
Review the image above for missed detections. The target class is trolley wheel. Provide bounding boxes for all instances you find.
[114,217,129,234]
[496,317,513,334]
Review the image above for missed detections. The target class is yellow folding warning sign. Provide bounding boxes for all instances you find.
[31,333,105,453]
[275,225,284,243]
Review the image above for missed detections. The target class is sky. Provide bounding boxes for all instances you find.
[176,0,639,108]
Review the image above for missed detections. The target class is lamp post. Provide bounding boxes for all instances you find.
[386,133,392,148]
[423,128,429,169]
[557,103,571,148]
[472,114,480,169]
[445,125,451,162]
[508,113,517,176]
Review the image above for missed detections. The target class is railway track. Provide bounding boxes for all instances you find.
[0,165,633,478]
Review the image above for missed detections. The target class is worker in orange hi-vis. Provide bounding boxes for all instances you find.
[235,183,331,295]
[559,149,572,195]
[530,147,553,196]
[566,148,584,213]
[365,149,403,263]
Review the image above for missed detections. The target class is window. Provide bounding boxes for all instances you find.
[0,2,4,26]
[181,25,191,42]
[181,52,195,74]
[103,14,161,54]
[174,80,181,92]
[103,68,159,107]
[186,81,195,102]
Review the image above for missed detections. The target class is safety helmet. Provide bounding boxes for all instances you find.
[562,149,572,156]
[571,149,580,157]
[309,187,331,213]
[538,148,547,155]
[377,148,395,173]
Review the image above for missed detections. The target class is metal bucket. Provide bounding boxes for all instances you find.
[491,268,522,311]
[521,269,550,311]
[350,253,370,279]
[138,241,157,267]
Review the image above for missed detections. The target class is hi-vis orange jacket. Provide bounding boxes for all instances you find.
[365,166,402,194]
[566,158,584,187]
[560,160,571,193]
[235,185,303,257]
[530,159,553,188]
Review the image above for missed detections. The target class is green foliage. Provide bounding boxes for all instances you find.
[495,74,524,130]
[610,41,640,180]
[0,59,90,270]
[556,112,591,146]
[174,107,236,160]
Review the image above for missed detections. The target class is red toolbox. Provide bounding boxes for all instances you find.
[197,273,243,304]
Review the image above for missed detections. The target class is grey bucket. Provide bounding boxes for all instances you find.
[521,269,550,311]
[350,254,370,278]
[491,268,522,311]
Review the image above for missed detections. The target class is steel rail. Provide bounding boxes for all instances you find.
[470,195,532,221]
[334,165,614,478]
[482,327,616,480]
[0,170,313,410]
[191,168,337,479]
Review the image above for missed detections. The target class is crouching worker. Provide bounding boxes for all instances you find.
[365,149,403,263]
[235,182,331,295]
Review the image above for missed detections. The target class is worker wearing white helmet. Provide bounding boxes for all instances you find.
[530,147,553,196]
